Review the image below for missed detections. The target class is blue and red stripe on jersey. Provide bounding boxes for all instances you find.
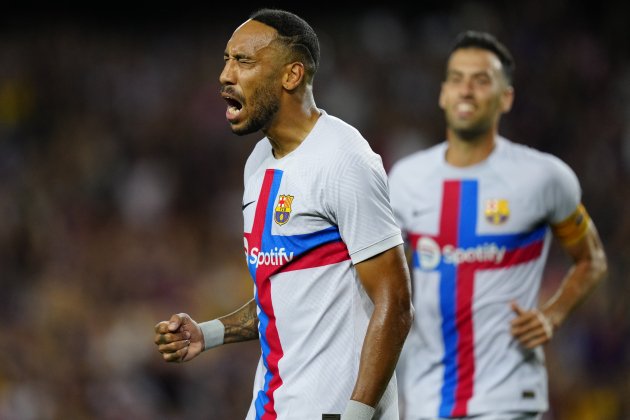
[245,169,351,420]
[407,180,546,417]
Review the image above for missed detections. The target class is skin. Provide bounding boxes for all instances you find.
[219,19,320,158]
[439,47,608,349]
[352,245,414,405]
[154,18,414,410]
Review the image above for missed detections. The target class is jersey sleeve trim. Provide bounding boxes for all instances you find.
[350,232,403,265]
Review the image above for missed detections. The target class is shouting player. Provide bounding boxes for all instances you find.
[154,8,413,420]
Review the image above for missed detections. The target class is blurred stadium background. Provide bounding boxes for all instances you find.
[1,1,628,419]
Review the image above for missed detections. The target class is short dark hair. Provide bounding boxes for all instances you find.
[250,8,320,82]
[450,30,515,84]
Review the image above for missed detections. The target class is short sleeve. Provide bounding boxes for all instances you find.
[324,150,403,265]
[544,155,582,224]
[387,162,409,234]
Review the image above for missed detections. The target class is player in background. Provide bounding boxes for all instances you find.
[154,8,413,420]
[389,30,607,420]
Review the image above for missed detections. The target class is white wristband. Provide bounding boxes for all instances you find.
[341,400,375,420]
[199,319,225,350]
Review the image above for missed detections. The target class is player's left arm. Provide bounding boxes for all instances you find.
[349,244,414,409]
[511,204,608,349]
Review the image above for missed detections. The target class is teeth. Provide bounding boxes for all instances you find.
[456,103,474,112]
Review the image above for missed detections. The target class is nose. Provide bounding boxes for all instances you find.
[458,78,474,97]
[219,59,236,85]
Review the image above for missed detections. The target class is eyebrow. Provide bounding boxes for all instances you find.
[446,69,493,78]
[224,50,254,60]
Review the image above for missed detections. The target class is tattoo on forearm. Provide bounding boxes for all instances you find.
[225,304,259,342]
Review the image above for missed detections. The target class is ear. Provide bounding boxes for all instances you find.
[501,85,515,113]
[438,82,447,110]
[282,62,305,91]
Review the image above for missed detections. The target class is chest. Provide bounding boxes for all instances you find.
[401,175,547,237]
[242,165,331,236]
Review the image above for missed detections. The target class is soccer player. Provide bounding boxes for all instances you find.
[153,9,413,420]
[389,30,608,420]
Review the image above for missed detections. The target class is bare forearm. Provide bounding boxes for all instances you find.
[543,257,606,328]
[543,227,607,328]
[218,299,259,343]
[350,244,413,407]
[351,300,413,406]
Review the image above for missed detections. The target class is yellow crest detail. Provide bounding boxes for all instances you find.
[274,195,294,225]
[484,199,510,225]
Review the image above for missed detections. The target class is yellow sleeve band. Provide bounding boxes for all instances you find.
[551,203,590,246]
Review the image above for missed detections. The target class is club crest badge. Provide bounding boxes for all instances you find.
[274,194,294,225]
[484,198,510,225]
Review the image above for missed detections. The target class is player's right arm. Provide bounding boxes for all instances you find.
[154,299,259,363]
[217,298,260,343]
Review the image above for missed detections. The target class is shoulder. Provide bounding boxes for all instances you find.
[318,113,370,149]
[315,112,379,165]
[497,137,577,178]
[389,141,446,179]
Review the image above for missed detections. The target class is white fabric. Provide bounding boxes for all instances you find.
[199,319,224,350]
[389,137,581,418]
[242,110,402,419]
[415,413,541,420]
[341,400,376,419]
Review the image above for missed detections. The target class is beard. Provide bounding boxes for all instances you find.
[231,83,280,136]
[449,119,493,141]
[445,108,495,141]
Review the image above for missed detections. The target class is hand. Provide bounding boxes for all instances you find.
[510,301,554,349]
[154,313,204,362]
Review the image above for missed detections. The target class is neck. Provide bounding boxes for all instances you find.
[445,130,497,167]
[265,93,320,159]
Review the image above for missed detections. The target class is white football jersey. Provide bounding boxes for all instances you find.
[389,137,581,418]
[242,110,403,420]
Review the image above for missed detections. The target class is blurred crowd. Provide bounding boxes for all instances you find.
[1,2,629,419]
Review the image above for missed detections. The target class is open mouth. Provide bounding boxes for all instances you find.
[221,90,244,121]
[454,102,475,118]
[225,96,242,111]
[456,102,475,113]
